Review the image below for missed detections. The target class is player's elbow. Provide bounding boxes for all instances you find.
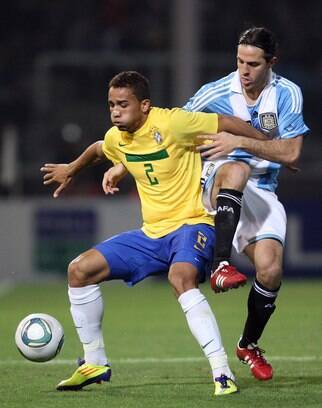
[281,147,301,167]
[95,141,104,157]
[287,150,301,166]
[279,135,303,166]
[285,137,303,165]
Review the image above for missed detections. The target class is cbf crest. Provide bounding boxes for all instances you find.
[259,112,278,131]
[152,128,163,144]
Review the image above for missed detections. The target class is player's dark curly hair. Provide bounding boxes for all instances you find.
[109,71,150,101]
[238,27,278,61]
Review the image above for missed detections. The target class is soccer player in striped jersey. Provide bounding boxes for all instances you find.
[184,27,309,381]
[41,71,266,396]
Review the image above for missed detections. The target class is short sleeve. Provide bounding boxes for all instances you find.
[182,84,217,113]
[102,130,122,165]
[169,108,218,145]
[278,85,310,139]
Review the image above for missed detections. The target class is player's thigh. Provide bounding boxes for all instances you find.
[68,248,111,286]
[233,179,286,254]
[214,160,250,191]
[244,239,283,289]
[202,159,250,211]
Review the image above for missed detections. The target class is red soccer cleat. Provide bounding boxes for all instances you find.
[210,261,247,293]
[236,343,273,381]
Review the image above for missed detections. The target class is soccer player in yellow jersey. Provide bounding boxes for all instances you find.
[41,71,265,396]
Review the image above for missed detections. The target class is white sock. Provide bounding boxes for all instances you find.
[178,288,234,381]
[68,285,108,366]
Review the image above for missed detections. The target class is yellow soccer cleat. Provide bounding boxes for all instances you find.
[214,374,238,396]
[56,363,112,391]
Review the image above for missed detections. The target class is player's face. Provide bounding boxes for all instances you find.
[237,45,276,94]
[108,86,150,133]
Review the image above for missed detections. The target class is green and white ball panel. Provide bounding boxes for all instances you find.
[15,313,64,362]
[21,318,52,347]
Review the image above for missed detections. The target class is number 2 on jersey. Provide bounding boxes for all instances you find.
[144,163,159,185]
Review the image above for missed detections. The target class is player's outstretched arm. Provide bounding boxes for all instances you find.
[218,114,266,140]
[197,132,303,167]
[196,113,265,160]
[102,163,128,195]
[197,114,303,167]
[40,141,105,198]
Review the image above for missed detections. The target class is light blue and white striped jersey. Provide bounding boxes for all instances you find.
[184,70,309,191]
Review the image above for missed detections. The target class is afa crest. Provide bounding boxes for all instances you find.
[259,112,278,131]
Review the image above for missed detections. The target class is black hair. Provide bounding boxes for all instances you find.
[238,27,278,61]
[109,71,150,101]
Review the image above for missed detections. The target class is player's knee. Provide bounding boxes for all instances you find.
[256,262,282,289]
[168,271,183,294]
[216,161,250,190]
[68,258,88,286]
[168,270,197,297]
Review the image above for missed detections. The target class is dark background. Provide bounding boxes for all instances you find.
[0,0,321,199]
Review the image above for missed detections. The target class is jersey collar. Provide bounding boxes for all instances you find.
[231,69,276,94]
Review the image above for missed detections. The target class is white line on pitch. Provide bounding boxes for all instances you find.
[0,281,14,298]
[2,356,322,365]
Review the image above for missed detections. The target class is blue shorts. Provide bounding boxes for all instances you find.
[94,224,215,286]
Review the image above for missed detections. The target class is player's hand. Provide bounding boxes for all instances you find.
[102,163,128,195]
[40,163,73,198]
[197,132,241,160]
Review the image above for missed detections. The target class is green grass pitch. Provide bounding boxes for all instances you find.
[0,279,321,407]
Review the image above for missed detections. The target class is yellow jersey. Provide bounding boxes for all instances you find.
[102,107,218,238]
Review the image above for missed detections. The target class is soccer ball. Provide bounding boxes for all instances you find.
[15,313,64,362]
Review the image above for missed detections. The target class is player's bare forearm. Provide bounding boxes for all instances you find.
[41,141,106,198]
[68,141,106,175]
[102,162,128,195]
[199,133,303,166]
[218,114,266,140]
[238,135,303,165]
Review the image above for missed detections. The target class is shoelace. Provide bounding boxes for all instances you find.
[215,265,239,276]
[213,264,236,274]
[250,346,268,366]
[223,266,238,273]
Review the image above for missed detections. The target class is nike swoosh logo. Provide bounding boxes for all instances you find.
[119,142,129,147]
[202,339,214,349]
